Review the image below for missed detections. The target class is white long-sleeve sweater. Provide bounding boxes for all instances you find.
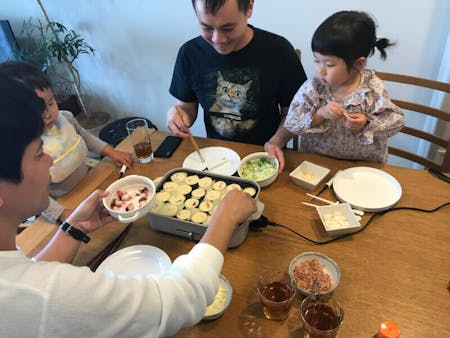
[0,243,222,338]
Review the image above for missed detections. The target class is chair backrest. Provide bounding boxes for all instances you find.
[376,71,450,172]
[99,117,158,147]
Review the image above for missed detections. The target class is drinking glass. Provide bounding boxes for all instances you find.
[300,294,344,338]
[257,270,295,321]
[126,118,153,163]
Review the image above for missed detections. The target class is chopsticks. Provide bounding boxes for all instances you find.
[305,193,365,216]
[188,135,205,163]
[87,222,134,272]
[306,193,338,205]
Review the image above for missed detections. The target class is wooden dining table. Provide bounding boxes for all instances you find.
[17,131,450,338]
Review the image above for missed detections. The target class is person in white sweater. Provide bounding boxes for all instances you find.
[0,75,257,337]
[0,61,133,224]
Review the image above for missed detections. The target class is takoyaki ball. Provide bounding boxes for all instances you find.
[177,184,192,195]
[170,172,188,183]
[176,209,191,221]
[163,181,178,192]
[243,187,257,197]
[185,175,200,185]
[191,188,206,199]
[184,198,200,209]
[198,176,213,189]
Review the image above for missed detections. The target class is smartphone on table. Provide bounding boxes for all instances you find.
[154,136,183,158]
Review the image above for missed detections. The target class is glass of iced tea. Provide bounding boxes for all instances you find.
[300,294,344,338]
[257,270,295,321]
[126,118,153,163]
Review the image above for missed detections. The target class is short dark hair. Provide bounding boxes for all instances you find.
[0,60,51,91]
[0,74,45,183]
[191,0,250,14]
[312,11,394,70]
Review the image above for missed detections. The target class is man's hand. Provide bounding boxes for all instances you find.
[66,190,115,234]
[214,189,257,226]
[167,106,192,137]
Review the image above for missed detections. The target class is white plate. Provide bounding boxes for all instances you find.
[182,146,241,176]
[96,245,171,278]
[333,167,402,212]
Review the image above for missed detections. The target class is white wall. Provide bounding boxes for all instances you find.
[2,0,449,152]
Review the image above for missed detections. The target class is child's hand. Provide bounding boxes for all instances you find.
[343,113,367,131]
[264,141,285,173]
[107,148,133,168]
[102,145,132,168]
[318,102,347,121]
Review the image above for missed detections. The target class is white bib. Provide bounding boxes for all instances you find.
[42,114,88,183]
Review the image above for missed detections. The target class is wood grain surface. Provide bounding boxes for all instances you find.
[17,131,450,337]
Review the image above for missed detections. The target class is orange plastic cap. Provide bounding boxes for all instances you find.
[378,321,400,338]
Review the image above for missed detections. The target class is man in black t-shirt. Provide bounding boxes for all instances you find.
[167,0,307,146]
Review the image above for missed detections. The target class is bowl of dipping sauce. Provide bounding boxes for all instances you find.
[238,152,279,188]
[288,252,340,296]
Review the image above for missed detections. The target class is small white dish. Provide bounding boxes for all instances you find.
[333,167,402,212]
[237,152,279,188]
[183,146,241,176]
[289,161,330,190]
[288,252,340,296]
[316,203,361,236]
[96,245,171,278]
[203,274,233,320]
[103,175,156,223]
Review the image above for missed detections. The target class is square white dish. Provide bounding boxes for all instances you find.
[316,203,361,236]
[289,161,330,190]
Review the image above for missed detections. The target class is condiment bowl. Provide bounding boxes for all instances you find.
[316,203,361,236]
[289,161,330,190]
[238,152,279,188]
[288,252,340,296]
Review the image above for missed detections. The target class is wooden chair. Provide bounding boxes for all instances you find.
[376,71,450,172]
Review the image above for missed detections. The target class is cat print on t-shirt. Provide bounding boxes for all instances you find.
[209,71,257,139]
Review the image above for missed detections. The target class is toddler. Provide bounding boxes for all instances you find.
[265,11,404,171]
[0,61,132,223]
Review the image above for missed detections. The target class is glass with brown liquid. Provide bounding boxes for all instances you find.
[126,118,153,163]
[300,294,344,338]
[257,270,295,320]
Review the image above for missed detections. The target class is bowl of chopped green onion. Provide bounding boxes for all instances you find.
[237,152,279,187]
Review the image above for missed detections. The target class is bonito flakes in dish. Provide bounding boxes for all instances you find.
[292,259,332,294]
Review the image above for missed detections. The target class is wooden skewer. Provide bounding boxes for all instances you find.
[302,201,320,208]
[306,193,338,205]
[188,135,206,163]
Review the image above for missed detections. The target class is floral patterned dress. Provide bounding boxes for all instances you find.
[284,69,404,162]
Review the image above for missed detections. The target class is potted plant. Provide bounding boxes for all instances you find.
[20,18,93,113]
[18,0,110,130]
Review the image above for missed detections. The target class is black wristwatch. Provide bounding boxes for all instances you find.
[60,222,91,244]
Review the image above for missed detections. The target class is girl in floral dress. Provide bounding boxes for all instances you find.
[265,11,404,171]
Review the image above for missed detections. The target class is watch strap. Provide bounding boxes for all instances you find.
[60,222,91,244]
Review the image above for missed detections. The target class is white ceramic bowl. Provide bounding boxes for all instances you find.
[288,252,340,296]
[289,161,330,190]
[316,203,361,236]
[203,275,233,320]
[103,175,155,223]
[237,152,279,188]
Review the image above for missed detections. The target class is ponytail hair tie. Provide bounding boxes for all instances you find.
[375,37,395,60]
